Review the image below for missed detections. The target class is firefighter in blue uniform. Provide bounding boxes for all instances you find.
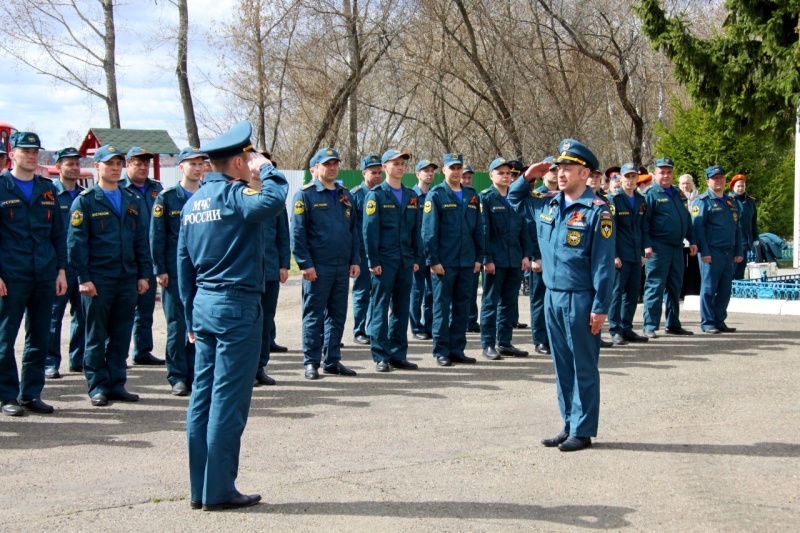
[350,154,383,345]
[363,149,422,372]
[514,139,615,452]
[479,158,533,360]
[692,165,744,333]
[150,146,203,396]
[421,153,485,367]
[0,132,67,416]
[641,157,697,337]
[177,121,288,511]
[46,147,86,379]
[728,173,759,280]
[607,162,649,344]
[68,145,152,406]
[123,146,165,365]
[409,159,437,340]
[291,148,360,380]
[460,164,482,333]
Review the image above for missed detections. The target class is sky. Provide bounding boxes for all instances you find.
[0,0,236,151]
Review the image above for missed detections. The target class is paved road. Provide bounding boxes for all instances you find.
[2,279,798,531]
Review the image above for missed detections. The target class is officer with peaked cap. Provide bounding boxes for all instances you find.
[363,149,422,372]
[68,144,152,407]
[123,146,165,365]
[350,154,383,345]
[150,146,204,396]
[0,143,8,169]
[728,173,759,279]
[46,147,86,379]
[512,139,615,452]
[692,165,743,333]
[409,159,437,340]
[178,121,287,511]
[0,132,67,416]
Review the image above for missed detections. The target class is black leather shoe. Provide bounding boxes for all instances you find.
[498,345,529,357]
[304,365,319,380]
[482,347,502,360]
[171,381,190,396]
[389,360,418,370]
[203,492,261,511]
[353,334,370,345]
[413,332,431,340]
[190,500,202,510]
[436,356,452,367]
[467,324,481,333]
[610,334,629,345]
[109,390,139,402]
[270,343,288,353]
[665,327,693,336]
[541,431,568,447]
[704,328,721,334]
[513,322,529,329]
[718,325,737,333]
[1,399,25,417]
[21,398,54,414]
[642,329,657,339]
[133,353,165,365]
[45,368,61,379]
[622,331,649,343]
[323,363,357,376]
[255,369,276,386]
[450,354,476,364]
[69,365,83,372]
[600,339,614,348]
[558,436,592,452]
[375,361,391,372]
[535,344,550,355]
[90,393,108,407]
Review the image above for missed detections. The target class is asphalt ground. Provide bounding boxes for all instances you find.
[1,277,798,531]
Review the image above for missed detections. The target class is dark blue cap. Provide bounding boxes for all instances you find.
[488,157,512,172]
[360,154,381,170]
[381,149,411,164]
[620,162,638,175]
[55,147,81,161]
[544,156,557,170]
[201,121,257,160]
[553,139,599,172]
[0,144,6,155]
[705,165,725,179]
[462,164,474,174]
[10,131,43,150]
[178,146,206,163]
[654,157,674,168]
[442,153,464,167]
[415,159,438,173]
[313,147,341,164]
[94,145,125,163]
[126,146,155,161]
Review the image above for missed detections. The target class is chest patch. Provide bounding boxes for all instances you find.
[566,231,581,246]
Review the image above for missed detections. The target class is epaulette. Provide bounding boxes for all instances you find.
[351,184,363,193]
[593,197,608,206]
[121,188,137,198]
[80,189,91,196]
[481,188,491,195]
[302,182,314,189]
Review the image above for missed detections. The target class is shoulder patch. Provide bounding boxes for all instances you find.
[294,199,305,215]
[424,200,432,214]
[302,183,314,189]
[243,187,259,196]
[691,205,700,217]
[366,199,377,216]
[153,203,164,218]
[71,210,84,227]
[593,197,607,206]
[600,218,613,238]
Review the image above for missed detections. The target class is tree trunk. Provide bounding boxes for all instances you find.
[344,0,360,168]
[176,0,200,147]
[102,0,120,128]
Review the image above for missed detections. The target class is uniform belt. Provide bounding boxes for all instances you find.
[197,287,261,298]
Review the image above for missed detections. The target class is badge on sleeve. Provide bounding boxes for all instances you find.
[424,200,432,213]
[71,210,84,227]
[732,212,738,223]
[691,205,700,218]
[366,199,377,216]
[153,203,164,218]
[600,219,613,238]
[294,200,305,215]
[243,187,258,196]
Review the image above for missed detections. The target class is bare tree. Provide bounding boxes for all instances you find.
[173,0,200,146]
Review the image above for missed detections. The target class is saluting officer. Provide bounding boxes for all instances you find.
[409,159,437,340]
[517,139,615,452]
[177,121,288,511]
[68,145,152,407]
[607,162,649,344]
[46,147,86,379]
[422,153,485,367]
[123,147,164,365]
[150,147,203,396]
[363,149,422,372]
[479,158,533,360]
[292,148,360,380]
[350,154,383,345]
[641,157,697,338]
[692,166,743,333]
[0,132,67,416]
[728,174,759,279]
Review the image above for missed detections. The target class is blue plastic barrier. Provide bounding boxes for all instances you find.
[732,273,800,300]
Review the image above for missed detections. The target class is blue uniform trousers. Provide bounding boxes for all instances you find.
[468,272,480,328]
[699,251,734,330]
[733,258,748,280]
[186,289,261,506]
[0,282,53,402]
[162,283,194,386]
[46,270,85,371]
[132,273,157,361]
[258,280,280,369]
[82,280,137,397]
[301,264,349,369]
[409,266,433,335]
[351,269,371,338]
[368,264,413,363]
[529,270,548,345]
[643,243,684,331]
[431,266,473,359]
[545,289,600,438]
[608,260,641,336]
[480,267,522,349]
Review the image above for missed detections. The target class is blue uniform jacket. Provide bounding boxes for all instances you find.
[421,183,485,267]
[507,178,550,261]
[642,183,694,248]
[150,184,193,279]
[291,179,360,269]
[123,177,163,228]
[0,170,67,282]
[68,185,152,284]
[480,185,533,268]
[263,206,291,281]
[351,182,370,267]
[362,181,422,269]
[729,192,758,248]
[691,192,743,258]
[176,166,288,332]
[608,189,646,263]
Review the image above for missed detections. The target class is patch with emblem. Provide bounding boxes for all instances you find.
[732,212,739,223]
[600,219,613,238]
[41,190,55,202]
[71,210,83,227]
[639,204,646,214]
[531,190,544,198]
[243,188,258,196]
[366,199,377,216]
[409,197,417,207]
[345,208,351,218]
[294,200,305,215]
[609,204,615,215]
[566,231,581,246]
[153,204,164,218]
[424,200,432,213]
[691,205,700,217]
[151,191,159,198]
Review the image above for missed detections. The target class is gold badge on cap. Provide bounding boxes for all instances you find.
[562,141,571,150]
[108,146,117,152]
[326,149,333,156]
